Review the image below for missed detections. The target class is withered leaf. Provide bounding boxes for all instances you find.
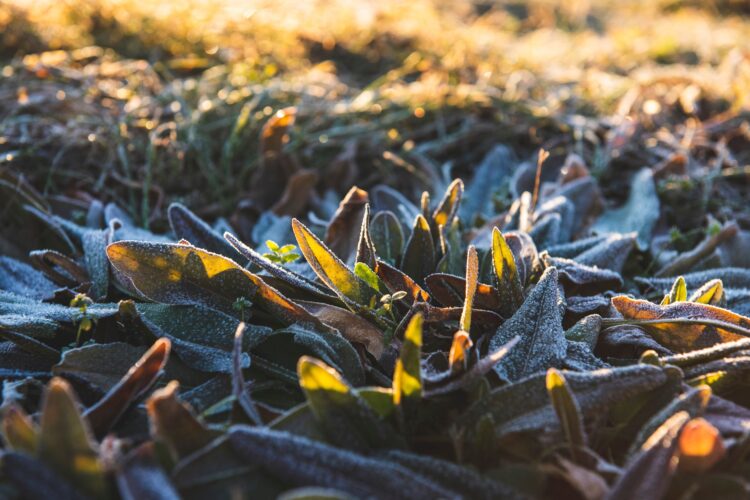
[611,295,750,352]
[146,380,217,461]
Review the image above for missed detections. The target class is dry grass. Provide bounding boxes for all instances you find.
[1,0,750,228]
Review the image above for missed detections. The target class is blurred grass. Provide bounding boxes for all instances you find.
[1,0,750,227]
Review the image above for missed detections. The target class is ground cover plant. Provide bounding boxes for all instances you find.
[3,0,750,498]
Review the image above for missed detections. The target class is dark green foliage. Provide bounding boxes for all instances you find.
[4,124,750,500]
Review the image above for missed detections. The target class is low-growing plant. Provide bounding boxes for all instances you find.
[2,135,750,499]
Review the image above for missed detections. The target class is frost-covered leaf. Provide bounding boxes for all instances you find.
[168,202,240,259]
[400,214,435,285]
[84,338,170,438]
[292,219,378,306]
[459,145,515,223]
[228,426,454,499]
[298,356,400,451]
[369,211,403,266]
[489,267,566,381]
[462,364,667,437]
[108,240,318,325]
[611,295,750,352]
[592,168,659,250]
[0,256,57,300]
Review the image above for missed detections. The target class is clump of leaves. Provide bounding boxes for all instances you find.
[4,126,750,500]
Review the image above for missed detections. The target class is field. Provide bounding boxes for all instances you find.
[2,0,750,498]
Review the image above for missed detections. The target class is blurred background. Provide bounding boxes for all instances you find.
[1,0,750,233]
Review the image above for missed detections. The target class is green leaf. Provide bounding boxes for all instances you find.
[546,368,586,457]
[298,356,401,451]
[393,313,423,405]
[400,214,435,285]
[38,378,108,498]
[369,211,403,266]
[353,262,384,294]
[491,227,524,318]
[489,267,566,381]
[292,219,378,306]
[266,240,280,252]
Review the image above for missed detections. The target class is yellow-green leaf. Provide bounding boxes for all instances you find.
[298,356,401,451]
[432,179,463,229]
[491,227,524,318]
[393,313,423,405]
[662,276,687,305]
[546,368,586,457]
[689,279,724,305]
[107,240,318,326]
[1,405,38,454]
[460,245,478,333]
[38,378,107,498]
[292,219,378,306]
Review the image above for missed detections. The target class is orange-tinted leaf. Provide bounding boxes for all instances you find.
[85,338,170,438]
[448,331,472,373]
[146,380,217,461]
[678,417,725,473]
[611,296,750,352]
[261,107,296,157]
[107,240,318,326]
